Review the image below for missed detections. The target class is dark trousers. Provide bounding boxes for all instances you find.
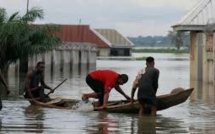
[24,87,48,101]
[86,74,104,105]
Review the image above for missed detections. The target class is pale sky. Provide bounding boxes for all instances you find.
[0,0,202,37]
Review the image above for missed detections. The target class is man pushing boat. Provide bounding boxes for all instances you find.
[24,61,54,102]
[131,56,159,117]
[82,70,131,110]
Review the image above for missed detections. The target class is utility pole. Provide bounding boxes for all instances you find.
[26,0,29,13]
[79,18,82,25]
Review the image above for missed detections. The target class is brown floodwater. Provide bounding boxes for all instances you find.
[0,53,214,134]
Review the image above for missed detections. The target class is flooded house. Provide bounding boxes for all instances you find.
[172,0,215,84]
[9,24,134,93]
[95,29,134,56]
[27,24,134,69]
[54,25,133,57]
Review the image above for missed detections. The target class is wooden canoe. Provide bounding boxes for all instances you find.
[98,87,194,113]
[28,87,194,113]
[29,98,79,110]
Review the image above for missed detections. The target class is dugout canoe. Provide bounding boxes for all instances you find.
[95,87,194,113]
[28,87,194,113]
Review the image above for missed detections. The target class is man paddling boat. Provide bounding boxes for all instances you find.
[24,61,54,102]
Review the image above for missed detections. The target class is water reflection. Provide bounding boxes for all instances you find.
[138,115,189,134]
[190,81,215,108]
[189,81,215,134]
[137,116,156,134]
[85,112,189,134]
[2,53,215,133]
[24,106,45,133]
[87,112,120,134]
[86,112,129,134]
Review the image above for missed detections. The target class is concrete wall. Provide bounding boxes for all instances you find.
[202,34,214,84]
[190,32,198,81]
[202,34,208,83]
[98,48,110,57]
[81,51,88,64]
[196,33,203,81]
[88,51,97,64]
[214,33,215,83]
[190,32,214,84]
[71,50,79,64]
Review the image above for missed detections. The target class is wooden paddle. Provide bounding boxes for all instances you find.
[46,78,67,96]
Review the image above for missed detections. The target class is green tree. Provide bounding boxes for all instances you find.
[0,7,61,91]
[168,30,184,50]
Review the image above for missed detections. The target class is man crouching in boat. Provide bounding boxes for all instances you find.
[82,70,131,110]
[131,57,159,117]
[24,61,54,102]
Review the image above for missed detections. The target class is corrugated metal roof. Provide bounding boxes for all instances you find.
[53,25,110,48]
[95,29,134,48]
[175,0,215,26]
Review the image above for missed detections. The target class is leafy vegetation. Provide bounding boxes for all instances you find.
[168,31,185,50]
[128,31,190,49]
[132,48,190,53]
[135,56,147,60]
[0,7,61,89]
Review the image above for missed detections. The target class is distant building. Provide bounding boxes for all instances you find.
[172,0,215,84]
[52,25,133,57]
[95,29,134,56]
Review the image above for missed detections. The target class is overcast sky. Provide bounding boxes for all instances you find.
[0,0,201,37]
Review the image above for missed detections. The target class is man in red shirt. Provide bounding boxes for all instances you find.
[82,70,131,109]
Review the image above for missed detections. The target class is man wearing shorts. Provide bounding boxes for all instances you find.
[82,70,131,109]
[131,57,159,116]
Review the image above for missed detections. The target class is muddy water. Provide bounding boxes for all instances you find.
[0,53,214,134]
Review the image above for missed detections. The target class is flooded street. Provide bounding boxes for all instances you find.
[1,53,215,133]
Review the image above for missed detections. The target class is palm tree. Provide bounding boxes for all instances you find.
[168,30,184,50]
[0,7,61,90]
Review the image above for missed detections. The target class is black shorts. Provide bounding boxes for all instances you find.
[86,74,104,104]
[138,97,157,107]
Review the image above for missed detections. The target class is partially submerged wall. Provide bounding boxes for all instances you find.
[8,42,97,94]
[190,32,214,84]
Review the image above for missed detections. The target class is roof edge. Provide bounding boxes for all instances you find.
[172,24,206,31]
[90,28,112,47]
[115,30,135,46]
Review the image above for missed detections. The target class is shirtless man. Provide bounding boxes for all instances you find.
[24,61,54,102]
